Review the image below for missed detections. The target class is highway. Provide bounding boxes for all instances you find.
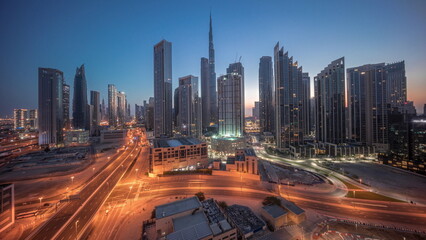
[26,131,140,240]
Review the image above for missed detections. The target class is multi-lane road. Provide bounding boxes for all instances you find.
[26,132,141,240]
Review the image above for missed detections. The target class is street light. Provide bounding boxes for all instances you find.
[71,176,75,184]
[75,220,79,239]
[38,197,43,206]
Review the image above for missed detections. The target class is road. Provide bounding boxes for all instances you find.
[26,131,140,240]
[86,172,426,240]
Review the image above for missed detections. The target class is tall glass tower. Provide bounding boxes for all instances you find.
[72,64,88,130]
[38,68,64,145]
[154,39,172,137]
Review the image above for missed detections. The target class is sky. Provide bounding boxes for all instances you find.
[1,0,426,117]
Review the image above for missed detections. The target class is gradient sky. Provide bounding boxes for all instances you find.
[1,0,426,117]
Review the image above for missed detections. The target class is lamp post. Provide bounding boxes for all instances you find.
[75,220,79,239]
[38,197,43,207]
[71,176,75,184]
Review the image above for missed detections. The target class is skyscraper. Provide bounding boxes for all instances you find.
[145,97,155,131]
[154,39,172,137]
[72,64,88,130]
[258,56,274,133]
[252,101,260,120]
[208,14,217,126]
[347,64,388,151]
[117,91,127,126]
[108,84,117,127]
[217,73,244,137]
[314,57,346,144]
[174,87,179,130]
[177,75,201,137]
[274,42,304,149]
[201,57,211,129]
[38,68,64,145]
[385,61,407,112]
[63,83,70,129]
[90,90,101,135]
[302,72,312,136]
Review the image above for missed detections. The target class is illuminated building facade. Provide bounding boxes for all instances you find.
[63,83,70,129]
[13,109,37,130]
[274,42,305,149]
[108,84,117,127]
[218,73,244,138]
[347,63,388,152]
[314,57,346,144]
[0,183,14,234]
[149,137,208,174]
[177,75,201,137]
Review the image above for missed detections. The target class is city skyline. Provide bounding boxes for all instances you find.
[1,0,426,117]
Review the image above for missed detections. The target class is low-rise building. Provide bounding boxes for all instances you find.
[152,197,237,240]
[149,137,208,174]
[0,183,14,234]
[226,204,266,239]
[260,204,288,231]
[64,130,89,145]
[210,136,246,155]
[279,198,306,224]
[100,129,128,144]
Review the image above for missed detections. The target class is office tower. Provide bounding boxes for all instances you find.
[72,64,88,130]
[108,84,117,127]
[174,87,179,129]
[135,104,144,124]
[117,91,126,126]
[385,61,407,112]
[144,97,155,131]
[208,14,217,125]
[63,83,70,129]
[217,73,244,137]
[314,57,346,144]
[201,57,211,130]
[38,68,64,145]
[424,104,426,116]
[86,104,94,133]
[90,91,101,134]
[154,39,172,137]
[302,73,312,136]
[347,64,388,151]
[13,109,26,129]
[274,42,304,149]
[252,101,260,120]
[177,75,201,137]
[259,56,274,133]
[0,183,14,233]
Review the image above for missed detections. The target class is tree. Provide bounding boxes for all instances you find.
[217,201,228,209]
[195,192,205,201]
[262,196,281,206]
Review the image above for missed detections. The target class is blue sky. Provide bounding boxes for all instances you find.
[1,0,425,117]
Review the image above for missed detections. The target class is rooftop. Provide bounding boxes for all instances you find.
[155,196,201,219]
[280,198,305,215]
[262,205,287,218]
[244,148,256,156]
[173,211,208,231]
[153,137,203,148]
[227,204,265,234]
[167,221,212,240]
